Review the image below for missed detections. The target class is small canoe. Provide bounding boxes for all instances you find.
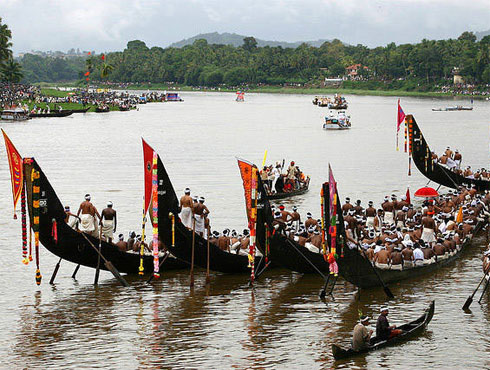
[332,301,435,360]
[29,110,74,118]
[95,107,110,113]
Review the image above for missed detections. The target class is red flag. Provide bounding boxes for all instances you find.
[397,99,405,132]
[406,187,411,205]
[2,129,23,215]
[237,158,254,225]
[396,99,406,150]
[87,51,91,55]
[142,138,155,213]
[84,71,90,76]
[85,77,89,81]
[101,54,105,61]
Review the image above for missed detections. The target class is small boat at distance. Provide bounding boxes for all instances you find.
[29,110,74,118]
[165,93,183,102]
[332,301,435,360]
[323,111,351,130]
[432,106,473,111]
[1,107,30,121]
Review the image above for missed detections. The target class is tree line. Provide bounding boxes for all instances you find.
[15,32,490,89]
[0,17,23,82]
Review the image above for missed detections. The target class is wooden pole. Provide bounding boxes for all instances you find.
[49,257,62,285]
[71,264,80,279]
[190,217,196,287]
[94,227,102,286]
[206,225,210,285]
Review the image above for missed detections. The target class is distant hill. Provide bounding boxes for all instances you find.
[169,32,333,48]
[475,29,490,40]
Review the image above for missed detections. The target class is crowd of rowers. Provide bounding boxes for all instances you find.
[268,185,489,270]
[260,161,309,194]
[433,146,490,180]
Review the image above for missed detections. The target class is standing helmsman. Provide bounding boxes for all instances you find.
[352,315,373,351]
[179,188,194,229]
[100,201,117,243]
[77,194,100,237]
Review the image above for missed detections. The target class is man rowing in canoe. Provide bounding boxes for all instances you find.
[365,201,376,228]
[376,307,402,340]
[179,188,194,229]
[77,194,100,237]
[115,234,127,252]
[352,315,373,351]
[382,196,395,225]
[290,206,301,232]
[194,196,209,237]
[100,201,117,243]
[421,212,436,247]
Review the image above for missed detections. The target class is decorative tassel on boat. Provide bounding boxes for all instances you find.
[404,122,407,153]
[29,224,33,262]
[21,183,28,263]
[320,185,327,261]
[152,152,159,279]
[169,213,175,247]
[408,157,412,176]
[32,169,42,285]
[51,218,58,244]
[264,223,269,264]
[139,197,146,275]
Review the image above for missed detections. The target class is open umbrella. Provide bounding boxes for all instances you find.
[414,186,439,198]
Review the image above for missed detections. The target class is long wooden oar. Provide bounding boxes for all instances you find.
[80,232,129,287]
[361,249,394,299]
[478,275,490,304]
[71,264,80,279]
[205,225,210,285]
[94,227,102,286]
[49,257,62,285]
[190,217,196,288]
[463,262,490,310]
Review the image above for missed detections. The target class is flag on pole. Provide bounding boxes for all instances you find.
[2,129,23,217]
[456,206,463,224]
[101,54,105,61]
[142,138,155,214]
[396,99,406,150]
[328,164,337,255]
[406,187,411,205]
[84,71,90,76]
[237,158,254,224]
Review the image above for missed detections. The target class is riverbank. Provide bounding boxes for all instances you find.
[42,82,487,99]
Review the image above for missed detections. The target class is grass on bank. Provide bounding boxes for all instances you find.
[37,83,484,99]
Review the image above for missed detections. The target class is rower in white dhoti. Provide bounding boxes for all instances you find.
[179,188,194,228]
[193,196,210,237]
[100,201,117,243]
[77,194,100,237]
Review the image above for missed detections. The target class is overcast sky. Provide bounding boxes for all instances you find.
[2,0,489,54]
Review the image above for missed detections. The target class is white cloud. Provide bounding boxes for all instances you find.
[1,0,489,53]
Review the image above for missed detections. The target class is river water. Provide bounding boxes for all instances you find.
[1,92,490,368]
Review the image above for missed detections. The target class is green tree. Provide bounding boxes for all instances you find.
[0,17,13,67]
[1,58,23,82]
[242,37,257,52]
[458,31,476,42]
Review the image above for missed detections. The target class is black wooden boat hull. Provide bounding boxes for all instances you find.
[24,159,188,274]
[95,107,110,113]
[156,155,266,274]
[408,114,490,191]
[332,301,435,360]
[29,111,74,118]
[255,177,482,288]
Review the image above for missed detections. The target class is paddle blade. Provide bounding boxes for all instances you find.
[104,261,130,287]
[384,286,395,299]
[462,296,473,311]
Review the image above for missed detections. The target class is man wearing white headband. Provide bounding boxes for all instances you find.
[179,188,193,229]
[194,196,210,237]
[77,193,100,237]
[290,206,301,232]
[100,201,117,243]
[453,149,462,169]
[382,196,395,226]
[115,233,127,252]
[376,306,401,340]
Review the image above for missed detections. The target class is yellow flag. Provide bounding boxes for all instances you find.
[262,150,267,167]
[456,206,463,223]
